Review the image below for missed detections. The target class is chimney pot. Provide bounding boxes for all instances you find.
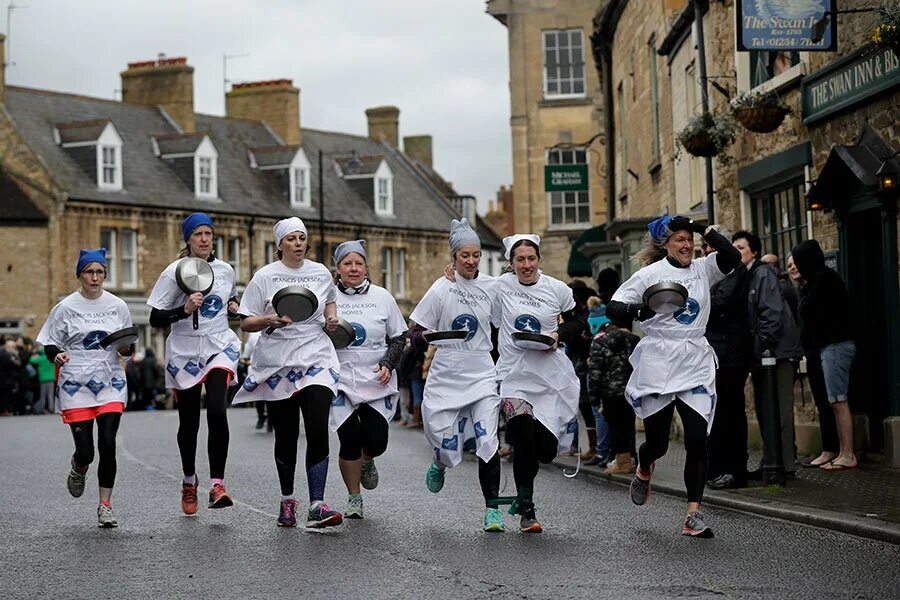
[226,79,301,146]
[121,56,195,132]
[365,106,400,148]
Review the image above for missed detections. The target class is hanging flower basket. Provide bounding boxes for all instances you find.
[872,2,900,55]
[676,112,737,160]
[730,90,791,134]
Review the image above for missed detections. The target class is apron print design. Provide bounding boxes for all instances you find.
[451,314,479,341]
[350,323,366,346]
[514,314,541,333]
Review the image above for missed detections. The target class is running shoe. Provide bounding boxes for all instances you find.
[97,504,118,528]
[361,459,379,490]
[181,479,199,515]
[519,506,542,533]
[629,461,655,506]
[682,511,714,538]
[208,483,234,509]
[67,458,87,498]
[483,508,505,533]
[345,493,364,519]
[278,498,298,528]
[255,417,265,430]
[307,501,343,528]
[425,462,445,493]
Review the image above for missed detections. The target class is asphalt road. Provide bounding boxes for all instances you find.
[1,410,897,599]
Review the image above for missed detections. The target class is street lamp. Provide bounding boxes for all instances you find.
[877,150,900,193]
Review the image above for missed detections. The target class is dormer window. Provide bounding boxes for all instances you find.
[56,120,124,192]
[249,145,311,209]
[373,160,394,216]
[292,166,310,208]
[335,154,394,217]
[194,139,218,199]
[154,133,219,200]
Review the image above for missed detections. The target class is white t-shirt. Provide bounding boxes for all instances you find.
[335,284,406,352]
[410,273,497,352]
[611,254,726,338]
[147,258,237,336]
[492,272,575,379]
[238,259,336,339]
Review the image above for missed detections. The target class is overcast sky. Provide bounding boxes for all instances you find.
[5,0,511,214]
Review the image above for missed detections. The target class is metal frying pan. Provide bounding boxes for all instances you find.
[511,331,556,350]
[100,326,139,351]
[266,286,319,334]
[642,281,688,315]
[423,330,468,347]
[175,257,215,330]
[324,318,356,349]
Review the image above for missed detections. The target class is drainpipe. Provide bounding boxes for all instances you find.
[693,0,715,224]
[601,44,616,225]
[247,216,255,274]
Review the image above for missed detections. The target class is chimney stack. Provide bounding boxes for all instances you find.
[226,79,301,146]
[121,56,195,132]
[365,106,400,147]
[403,135,433,168]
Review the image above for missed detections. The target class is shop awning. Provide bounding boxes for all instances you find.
[567,224,608,277]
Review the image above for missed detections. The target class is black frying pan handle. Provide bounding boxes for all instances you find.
[265,325,275,335]
[193,311,199,331]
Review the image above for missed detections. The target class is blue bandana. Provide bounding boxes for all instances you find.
[76,248,107,277]
[181,212,214,242]
[333,240,367,266]
[647,215,674,244]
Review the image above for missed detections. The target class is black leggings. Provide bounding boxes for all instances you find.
[579,402,595,430]
[267,385,333,498]
[603,394,636,455]
[70,412,121,489]
[174,369,230,479]
[337,403,389,461]
[478,453,501,507]
[506,414,558,500]
[639,399,708,503]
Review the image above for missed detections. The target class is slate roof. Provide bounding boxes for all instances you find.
[4,85,475,235]
[334,154,383,177]
[251,145,301,168]
[55,119,110,144]
[154,132,207,156]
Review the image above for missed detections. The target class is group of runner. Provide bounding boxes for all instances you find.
[40,211,738,538]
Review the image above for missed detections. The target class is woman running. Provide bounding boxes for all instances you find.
[329,240,407,519]
[607,215,740,537]
[233,217,343,529]
[37,248,134,528]
[492,234,580,533]
[148,212,242,515]
[410,219,504,532]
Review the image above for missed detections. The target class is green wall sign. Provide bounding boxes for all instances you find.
[544,164,588,192]
[801,45,900,125]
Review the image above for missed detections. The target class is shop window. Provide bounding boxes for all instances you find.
[547,147,590,226]
[750,178,808,265]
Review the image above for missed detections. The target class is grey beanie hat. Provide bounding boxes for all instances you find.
[449,218,481,254]
[333,239,367,265]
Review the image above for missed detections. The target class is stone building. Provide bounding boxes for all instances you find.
[487,0,607,278]
[587,0,899,461]
[0,50,501,355]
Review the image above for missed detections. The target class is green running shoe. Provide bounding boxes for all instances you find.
[425,462,445,493]
[361,459,379,490]
[483,507,505,532]
[345,493,364,519]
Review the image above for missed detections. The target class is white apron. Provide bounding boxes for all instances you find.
[422,349,500,468]
[329,349,398,431]
[499,349,580,452]
[147,258,241,389]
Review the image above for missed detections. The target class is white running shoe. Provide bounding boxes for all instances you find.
[97,504,118,528]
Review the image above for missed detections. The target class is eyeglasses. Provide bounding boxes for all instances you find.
[81,269,106,278]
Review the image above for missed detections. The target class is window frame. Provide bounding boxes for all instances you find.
[373,160,394,216]
[213,236,224,261]
[193,137,219,200]
[119,229,137,289]
[749,177,808,267]
[381,247,394,293]
[95,124,123,191]
[394,248,406,298]
[542,28,586,99]
[100,228,118,287]
[288,149,312,208]
[735,48,808,95]
[228,237,241,282]
[546,147,591,228]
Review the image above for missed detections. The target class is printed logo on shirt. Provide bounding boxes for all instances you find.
[265,373,282,390]
[332,393,346,407]
[110,377,126,391]
[183,361,201,376]
[86,378,106,396]
[458,416,468,433]
[82,330,107,351]
[286,369,303,383]
[61,380,81,396]
[199,295,224,318]
[166,362,180,378]
[513,314,541,333]
[474,420,487,438]
[350,322,366,347]
[384,395,393,410]
[329,368,341,383]
[451,314,479,341]
[242,376,259,392]
[441,435,459,451]
[222,346,240,362]
[306,366,323,378]
[673,297,700,325]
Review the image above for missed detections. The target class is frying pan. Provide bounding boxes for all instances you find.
[100,326,139,351]
[324,318,356,349]
[423,330,468,347]
[642,281,688,315]
[511,331,556,350]
[175,257,215,330]
[266,286,319,334]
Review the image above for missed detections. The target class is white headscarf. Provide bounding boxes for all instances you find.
[502,234,541,260]
[273,217,308,247]
[449,218,481,255]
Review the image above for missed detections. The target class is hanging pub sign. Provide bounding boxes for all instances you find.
[736,0,837,52]
[544,164,588,192]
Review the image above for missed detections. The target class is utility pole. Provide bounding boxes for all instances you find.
[692,0,715,224]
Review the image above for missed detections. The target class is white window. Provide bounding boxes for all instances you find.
[381,247,407,297]
[101,146,117,185]
[228,237,241,281]
[394,248,406,297]
[736,49,807,95]
[547,148,591,226]
[99,227,137,288]
[193,137,219,199]
[213,236,224,260]
[373,160,394,216]
[291,167,310,208]
[95,124,123,191]
[100,229,117,286]
[543,29,585,98]
[199,158,213,194]
[265,242,276,263]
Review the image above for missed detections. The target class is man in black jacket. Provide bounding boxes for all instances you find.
[733,231,804,479]
[703,228,752,489]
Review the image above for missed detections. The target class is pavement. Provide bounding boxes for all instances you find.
[1,410,899,599]
[553,439,900,545]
